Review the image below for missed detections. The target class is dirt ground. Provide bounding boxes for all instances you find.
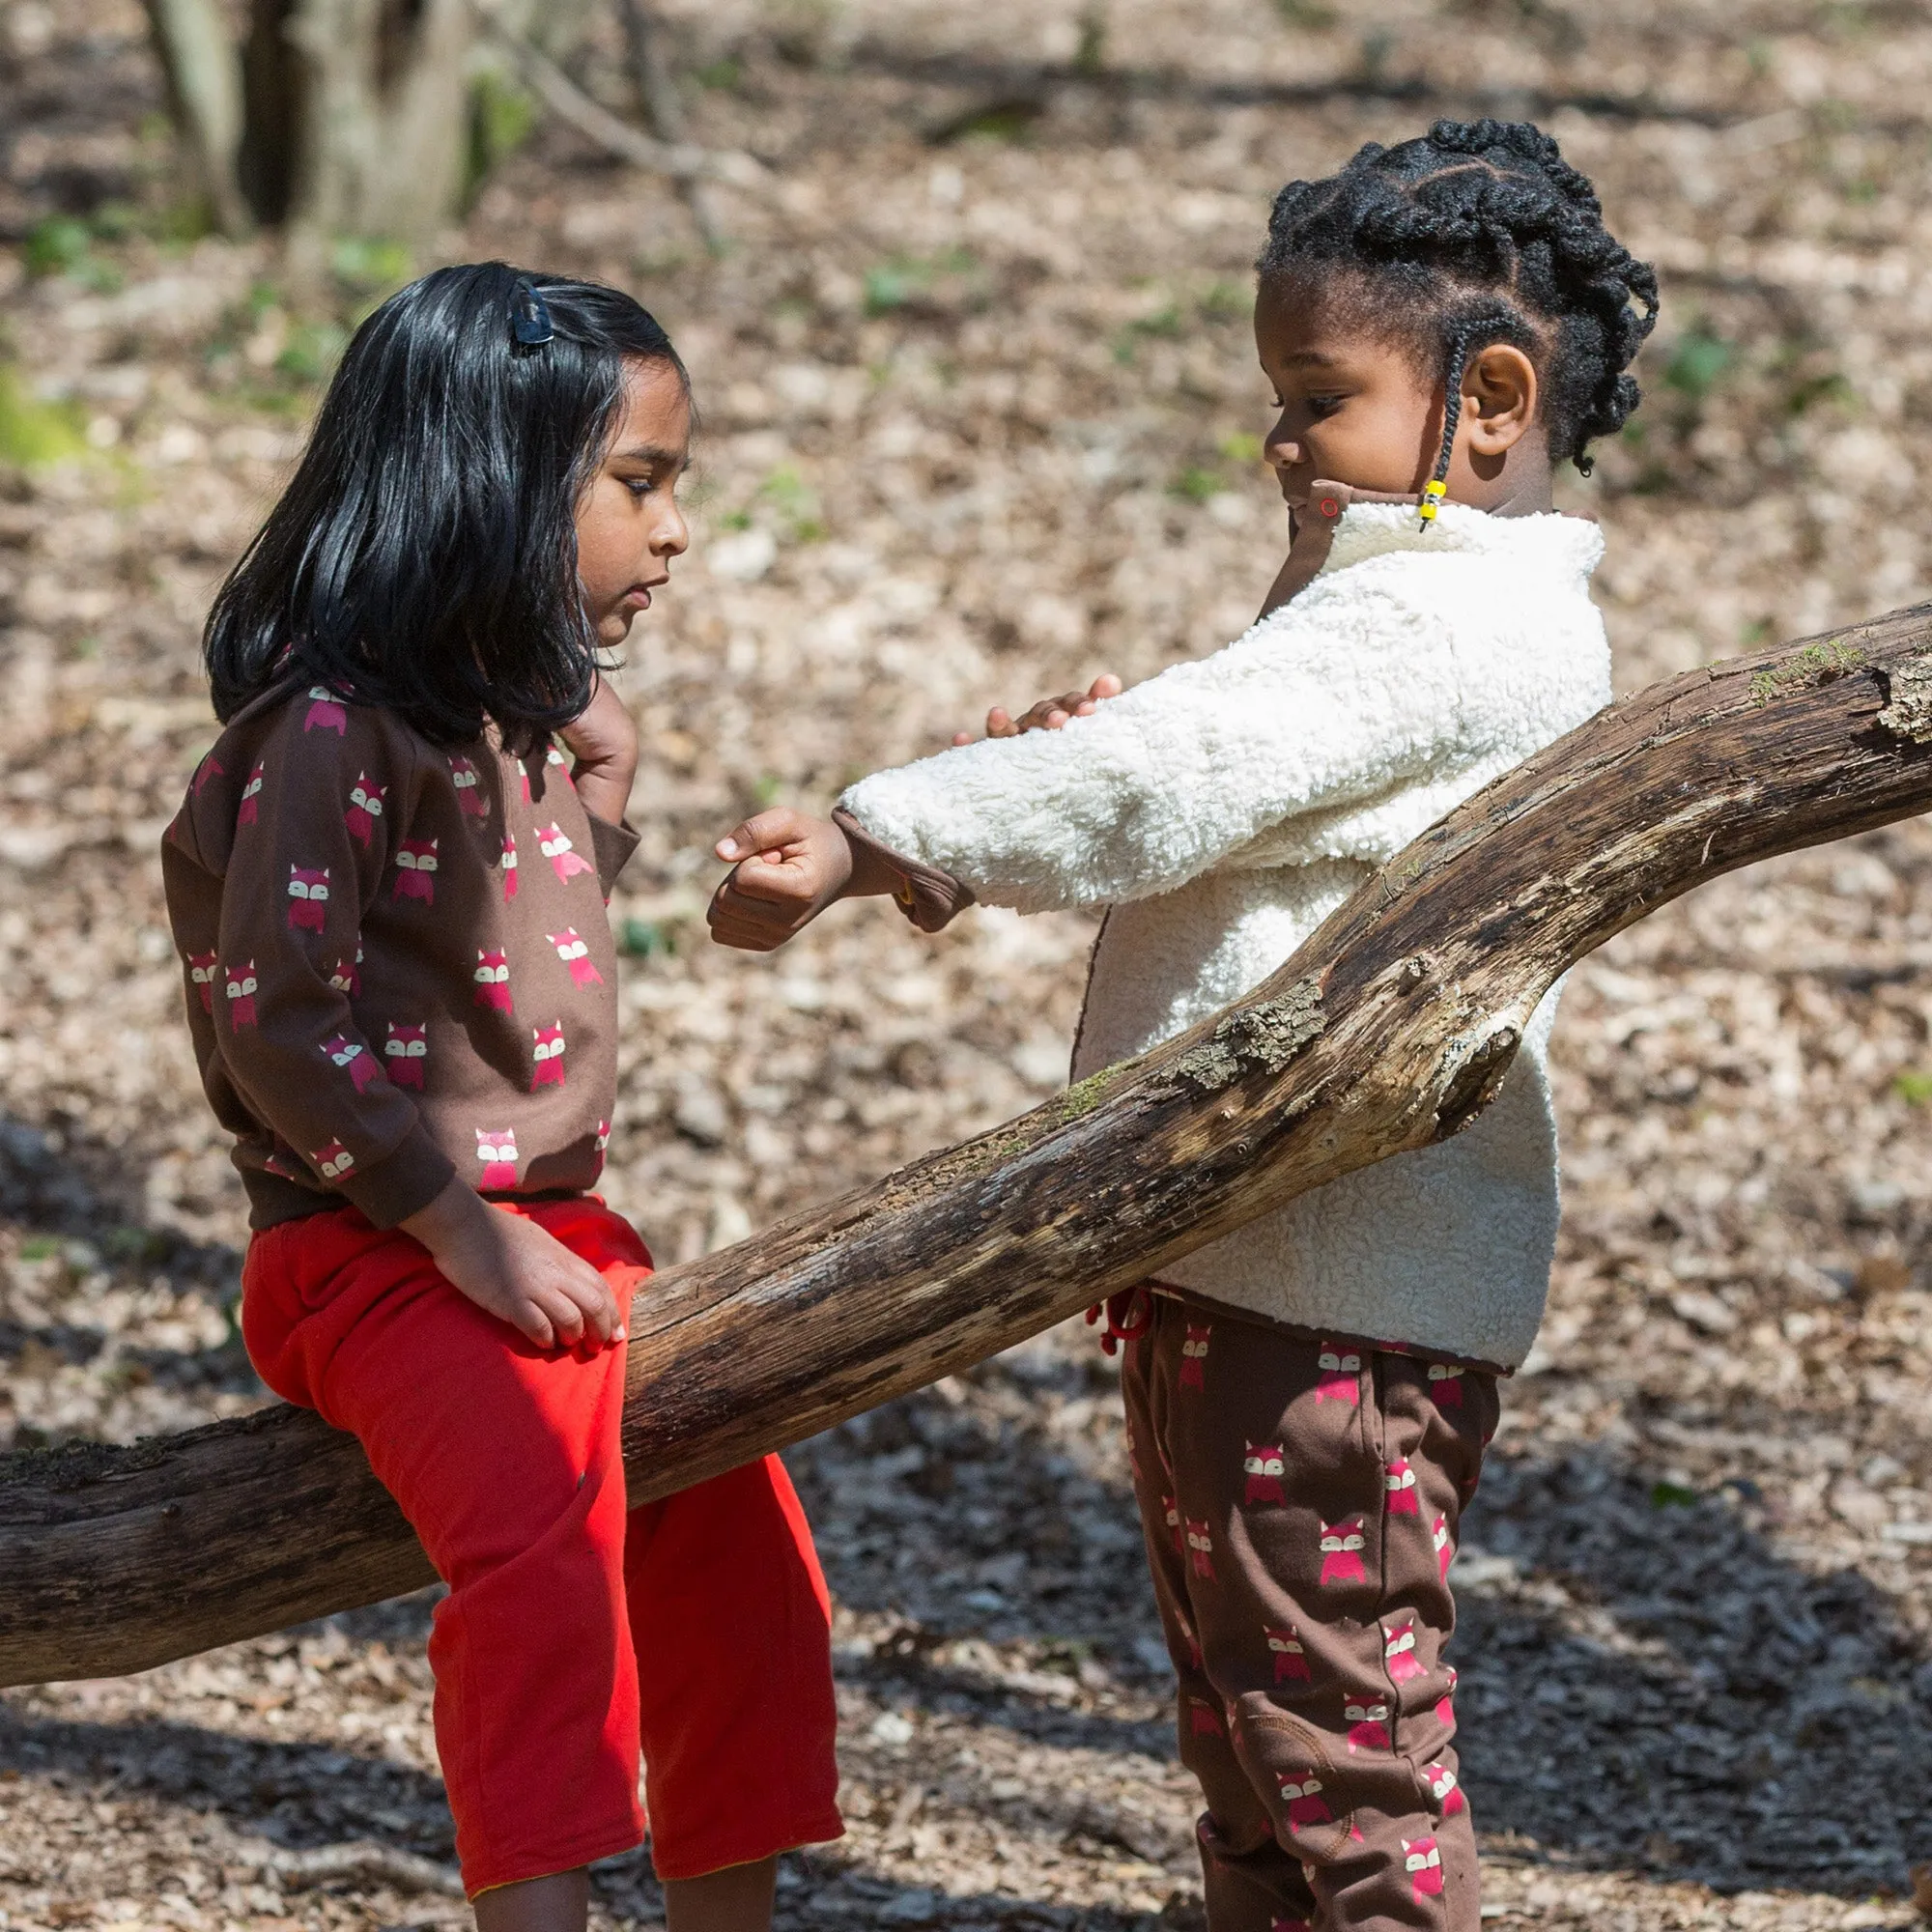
[5,0,1932,1925]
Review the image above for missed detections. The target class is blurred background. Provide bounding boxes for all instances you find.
[3,1,1932,1926]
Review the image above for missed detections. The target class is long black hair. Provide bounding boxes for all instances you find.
[1258,120,1659,484]
[205,262,687,753]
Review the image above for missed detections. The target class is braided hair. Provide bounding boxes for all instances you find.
[1257,120,1660,484]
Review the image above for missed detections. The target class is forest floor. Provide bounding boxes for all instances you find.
[6,0,1932,1925]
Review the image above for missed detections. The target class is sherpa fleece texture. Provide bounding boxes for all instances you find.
[839,501,1612,1370]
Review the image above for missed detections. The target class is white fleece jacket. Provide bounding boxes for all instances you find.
[839,501,1612,1370]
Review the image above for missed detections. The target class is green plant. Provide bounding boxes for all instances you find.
[328,236,412,299]
[467,71,537,206]
[760,465,824,540]
[23,216,92,277]
[86,202,139,242]
[1784,368,1855,416]
[863,247,980,317]
[22,214,121,291]
[933,99,1043,145]
[275,320,350,386]
[1110,301,1185,366]
[0,364,87,467]
[1073,6,1107,72]
[1218,431,1264,464]
[696,55,744,90]
[1170,467,1222,504]
[1200,280,1247,323]
[864,265,918,315]
[1129,302,1182,339]
[1746,636,1865,707]
[1662,327,1733,399]
[101,1225,168,1264]
[1891,1069,1932,1106]
[618,918,676,959]
[1649,1480,1700,1508]
[152,197,216,246]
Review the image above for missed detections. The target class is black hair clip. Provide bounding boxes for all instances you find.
[509,280,554,348]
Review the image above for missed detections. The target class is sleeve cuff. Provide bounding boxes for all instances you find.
[585,812,641,899]
[832,809,976,933]
[335,1122,457,1229]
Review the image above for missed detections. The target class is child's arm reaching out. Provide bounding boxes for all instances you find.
[711,575,1494,947]
[709,673,1125,947]
[840,589,1483,915]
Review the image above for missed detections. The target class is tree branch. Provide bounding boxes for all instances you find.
[613,0,724,249]
[469,0,765,189]
[3,610,1928,1687]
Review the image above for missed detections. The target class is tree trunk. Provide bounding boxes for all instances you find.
[141,0,252,237]
[142,0,745,249]
[3,611,1928,1688]
[277,0,475,254]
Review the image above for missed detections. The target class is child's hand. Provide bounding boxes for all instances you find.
[708,809,855,951]
[558,673,639,827]
[401,1179,624,1350]
[952,673,1122,746]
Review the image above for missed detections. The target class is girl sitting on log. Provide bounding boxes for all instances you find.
[707,121,1656,1932]
[163,265,840,1932]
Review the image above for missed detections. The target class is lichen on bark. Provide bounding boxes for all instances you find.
[1877,656,1932,744]
[1173,980,1324,1090]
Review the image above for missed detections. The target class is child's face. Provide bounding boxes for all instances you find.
[576,355,692,647]
[1253,274,1548,516]
[1254,280,1444,508]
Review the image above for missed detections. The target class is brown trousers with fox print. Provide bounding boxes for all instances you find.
[1117,1286,1498,1932]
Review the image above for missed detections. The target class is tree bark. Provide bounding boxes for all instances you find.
[279,0,475,255]
[3,610,1928,1688]
[141,0,756,247]
[141,0,252,237]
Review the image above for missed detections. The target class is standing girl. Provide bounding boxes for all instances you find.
[705,122,1657,1932]
[164,265,840,1931]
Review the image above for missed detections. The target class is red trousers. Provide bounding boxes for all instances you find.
[242,1198,842,1896]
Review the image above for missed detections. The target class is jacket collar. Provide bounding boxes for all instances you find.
[1272,476,1602,610]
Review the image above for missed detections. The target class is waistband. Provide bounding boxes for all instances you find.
[244,1168,591,1231]
[1139,1279,1512,1377]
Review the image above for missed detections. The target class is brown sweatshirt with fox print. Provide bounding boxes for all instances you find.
[162,682,638,1231]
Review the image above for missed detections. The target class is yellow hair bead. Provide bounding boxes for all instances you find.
[1416,478,1448,529]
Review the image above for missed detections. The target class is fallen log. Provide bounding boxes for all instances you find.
[4,609,1929,1687]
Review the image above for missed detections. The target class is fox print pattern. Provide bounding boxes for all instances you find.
[287,867,329,932]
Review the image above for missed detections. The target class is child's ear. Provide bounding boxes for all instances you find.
[1463,344,1539,457]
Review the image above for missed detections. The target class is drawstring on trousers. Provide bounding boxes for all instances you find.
[1086,1286,1152,1355]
